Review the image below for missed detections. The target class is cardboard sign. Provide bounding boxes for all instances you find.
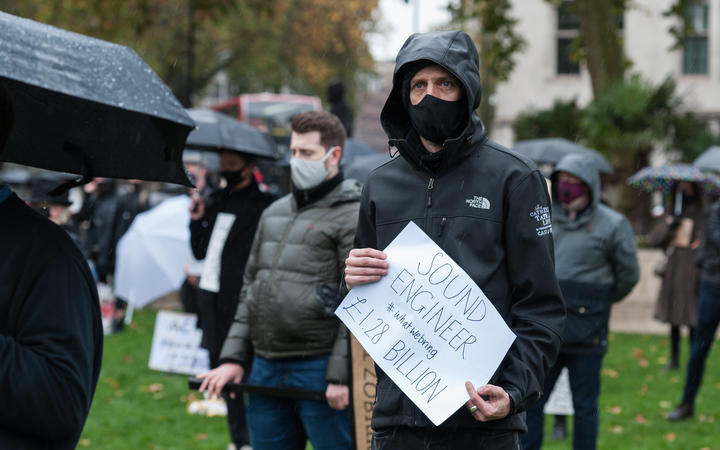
[336,221,516,425]
[351,335,375,450]
[148,310,210,375]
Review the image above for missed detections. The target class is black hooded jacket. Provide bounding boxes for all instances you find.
[1,192,103,448]
[354,30,565,432]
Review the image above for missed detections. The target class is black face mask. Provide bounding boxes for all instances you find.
[221,168,248,188]
[407,95,467,144]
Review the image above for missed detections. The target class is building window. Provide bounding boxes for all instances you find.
[682,2,709,74]
[557,1,580,75]
[556,1,624,76]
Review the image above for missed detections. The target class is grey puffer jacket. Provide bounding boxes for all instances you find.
[552,153,639,354]
[219,178,361,384]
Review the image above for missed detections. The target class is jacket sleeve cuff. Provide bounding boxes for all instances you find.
[505,385,524,416]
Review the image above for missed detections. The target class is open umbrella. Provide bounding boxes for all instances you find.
[114,195,193,308]
[344,152,394,184]
[0,12,194,186]
[513,138,614,175]
[185,108,277,159]
[693,146,720,173]
[627,163,720,196]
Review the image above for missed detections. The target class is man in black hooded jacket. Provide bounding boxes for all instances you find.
[0,81,103,449]
[344,30,565,448]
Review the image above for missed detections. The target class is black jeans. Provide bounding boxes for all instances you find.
[682,280,720,404]
[371,426,520,450]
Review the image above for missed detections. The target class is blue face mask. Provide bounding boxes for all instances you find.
[407,94,466,144]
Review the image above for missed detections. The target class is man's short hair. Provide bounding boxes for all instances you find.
[0,81,15,153]
[290,110,346,150]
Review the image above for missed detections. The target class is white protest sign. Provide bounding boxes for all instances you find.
[148,310,210,375]
[336,221,516,425]
[199,212,236,293]
[544,367,574,416]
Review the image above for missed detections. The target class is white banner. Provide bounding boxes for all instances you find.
[336,221,516,425]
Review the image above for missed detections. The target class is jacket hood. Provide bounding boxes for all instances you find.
[380,31,484,161]
[552,153,601,224]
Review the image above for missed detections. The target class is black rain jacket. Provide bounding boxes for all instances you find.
[354,30,565,432]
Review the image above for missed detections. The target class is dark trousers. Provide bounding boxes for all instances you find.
[372,426,520,450]
[209,352,250,447]
[682,280,720,404]
[522,352,604,450]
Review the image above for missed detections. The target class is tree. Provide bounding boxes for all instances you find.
[0,1,378,106]
[448,0,526,128]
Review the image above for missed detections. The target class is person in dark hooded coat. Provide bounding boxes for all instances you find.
[522,153,639,450]
[344,30,566,449]
[0,81,103,449]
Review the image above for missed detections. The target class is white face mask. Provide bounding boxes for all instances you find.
[290,147,335,190]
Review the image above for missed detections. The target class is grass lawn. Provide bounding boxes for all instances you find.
[81,308,720,449]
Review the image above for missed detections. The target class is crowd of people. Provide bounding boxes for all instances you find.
[2,29,720,450]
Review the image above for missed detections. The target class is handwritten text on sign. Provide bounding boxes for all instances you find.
[336,221,516,425]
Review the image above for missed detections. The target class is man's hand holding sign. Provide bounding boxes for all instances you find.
[339,221,516,426]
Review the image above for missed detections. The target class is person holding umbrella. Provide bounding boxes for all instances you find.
[648,181,703,370]
[189,148,275,449]
[0,81,103,449]
[188,110,277,450]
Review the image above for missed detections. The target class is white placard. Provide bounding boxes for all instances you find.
[148,310,210,375]
[336,221,516,425]
[199,212,236,293]
[544,367,574,416]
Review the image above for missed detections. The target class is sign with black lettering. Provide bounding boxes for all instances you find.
[336,221,515,425]
[351,336,375,450]
[148,311,210,375]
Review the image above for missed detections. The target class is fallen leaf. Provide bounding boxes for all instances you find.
[123,354,133,363]
[659,400,671,409]
[608,405,622,415]
[650,344,658,352]
[153,392,165,400]
[78,439,90,447]
[148,383,164,393]
[602,368,619,378]
[609,426,623,434]
[635,414,646,424]
[665,432,676,442]
[708,416,715,423]
[196,434,208,440]
[638,359,649,368]
[639,384,648,395]
[103,378,119,390]
[129,322,138,330]
[632,348,644,358]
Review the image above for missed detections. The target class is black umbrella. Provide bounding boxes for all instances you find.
[185,108,277,159]
[0,12,194,186]
[693,146,720,173]
[342,138,377,165]
[513,138,614,175]
[344,152,393,184]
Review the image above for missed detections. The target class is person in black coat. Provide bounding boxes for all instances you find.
[344,31,565,449]
[189,149,275,449]
[0,80,103,449]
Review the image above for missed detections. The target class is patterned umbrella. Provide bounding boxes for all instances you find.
[627,163,720,195]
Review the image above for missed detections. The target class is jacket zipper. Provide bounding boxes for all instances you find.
[439,217,447,237]
[425,177,434,231]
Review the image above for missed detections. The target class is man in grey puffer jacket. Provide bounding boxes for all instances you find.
[522,153,639,450]
[198,111,359,450]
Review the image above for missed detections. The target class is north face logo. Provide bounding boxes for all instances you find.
[466,196,490,210]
